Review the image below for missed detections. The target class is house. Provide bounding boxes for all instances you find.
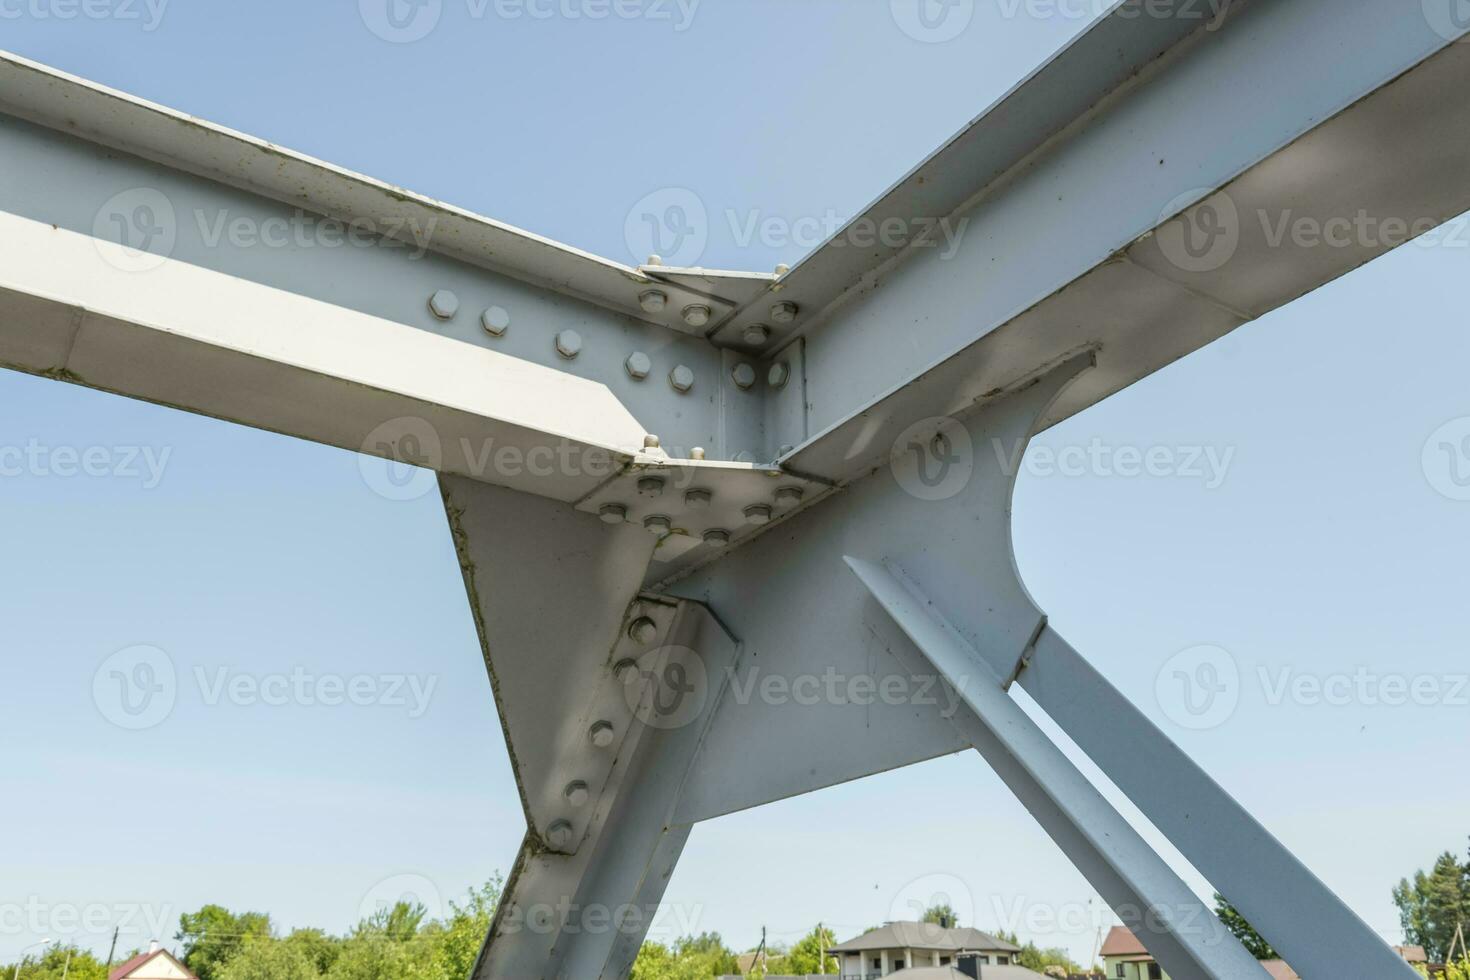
[1100,926,1429,979]
[828,921,1022,978]
[108,942,197,980]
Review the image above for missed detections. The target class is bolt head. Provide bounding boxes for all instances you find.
[628,617,659,645]
[638,290,668,313]
[744,504,773,526]
[690,447,706,460]
[646,254,663,267]
[546,819,574,850]
[685,488,712,509]
[643,434,661,450]
[626,352,652,379]
[774,263,791,277]
[681,304,712,328]
[770,301,798,324]
[481,305,510,336]
[555,330,583,359]
[768,362,791,389]
[637,476,665,498]
[614,656,641,681]
[564,781,590,807]
[731,363,757,390]
[774,486,804,509]
[589,721,615,747]
[598,503,627,525]
[644,515,672,535]
[742,324,771,346]
[703,529,731,547]
[669,365,695,393]
[429,289,460,320]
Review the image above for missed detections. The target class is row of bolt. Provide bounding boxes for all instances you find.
[597,476,804,547]
[426,288,796,395]
[542,611,665,851]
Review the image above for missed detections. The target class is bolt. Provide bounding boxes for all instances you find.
[637,476,665,498]
[546,820,574,850]
[429,289,460,321]
[703,529,731,547]
[669,365,695,393]
[731,363,757,390]
[589,720,615,747]
[768,361,791,389]
[644,515,672,535]
[744,504,773,526]
[682,304,712,328]
[481,305,510,336]
[555,330,583,359]
[643,434,661,450]
[614,656,641,680]
[628,617,659,645]
[564,781,590,807]
[690,447,706,460]
[626,352,652,379]
[646,254,663,267]
[774,263,791,277]
[774,486,804,509]
[743,324,771,346]
[598,503,627,525]
[638,290,668,313]
[771,301,798,324]
[685,488,712,509]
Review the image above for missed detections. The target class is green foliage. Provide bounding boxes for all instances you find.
[426,875,502,980]
[177,904,274,980]
[765,925,837,975]
[630,933,737,980]
[1013,940,1082,973]
[218,938,318,980]
[921,904,958,928]
[1,944,107,980]
[1394,846,1470,962]
[1212,892,1279,959]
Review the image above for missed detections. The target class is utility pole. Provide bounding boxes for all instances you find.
[103,928,118,979]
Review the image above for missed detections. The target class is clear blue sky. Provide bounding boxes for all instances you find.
[2,0,1468,968]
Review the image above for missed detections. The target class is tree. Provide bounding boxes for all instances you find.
[763,925,837,975]
[922,904,959,928]
[630,933,737,980]
[282,929,341,975]
[1394,849,1470,962]
[2,944,107,980]
[176,905,274,980]
[217,938,317,980]
[428,875,502,980]
[1213,892,1278,959]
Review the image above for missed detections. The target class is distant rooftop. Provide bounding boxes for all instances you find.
[827,921,1021,954]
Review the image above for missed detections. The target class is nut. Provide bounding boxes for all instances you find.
[481,305,510,336]
[681,304,712,328]
[614,656,641,680]
[731,363,757,390]
[598,503,627,525]
[626,352,652,379]
[589,721,615,747]
[770,301,798,323]
[429,289,460,320]
[768,361,791,389]
[669,365,695,393]
[555,330,583,359]
[639,290,668,313]
[564,781,590,807]
[703,529,731,547]
[637,476,665,498]
[774,486,804,509]
[743,324,771,346]
[684,488,712,509]
[628,617,659,645]
[744,504,773,526]
[643,515,672,535]
[546,819,574,849]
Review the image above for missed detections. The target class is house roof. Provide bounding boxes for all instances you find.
[828,921,1021,954]
[1099,927,1149,958]
[898,967,1048,980]
[107,948,197,980]
[1394,945,1428,963]
[1259,960,1300,980]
